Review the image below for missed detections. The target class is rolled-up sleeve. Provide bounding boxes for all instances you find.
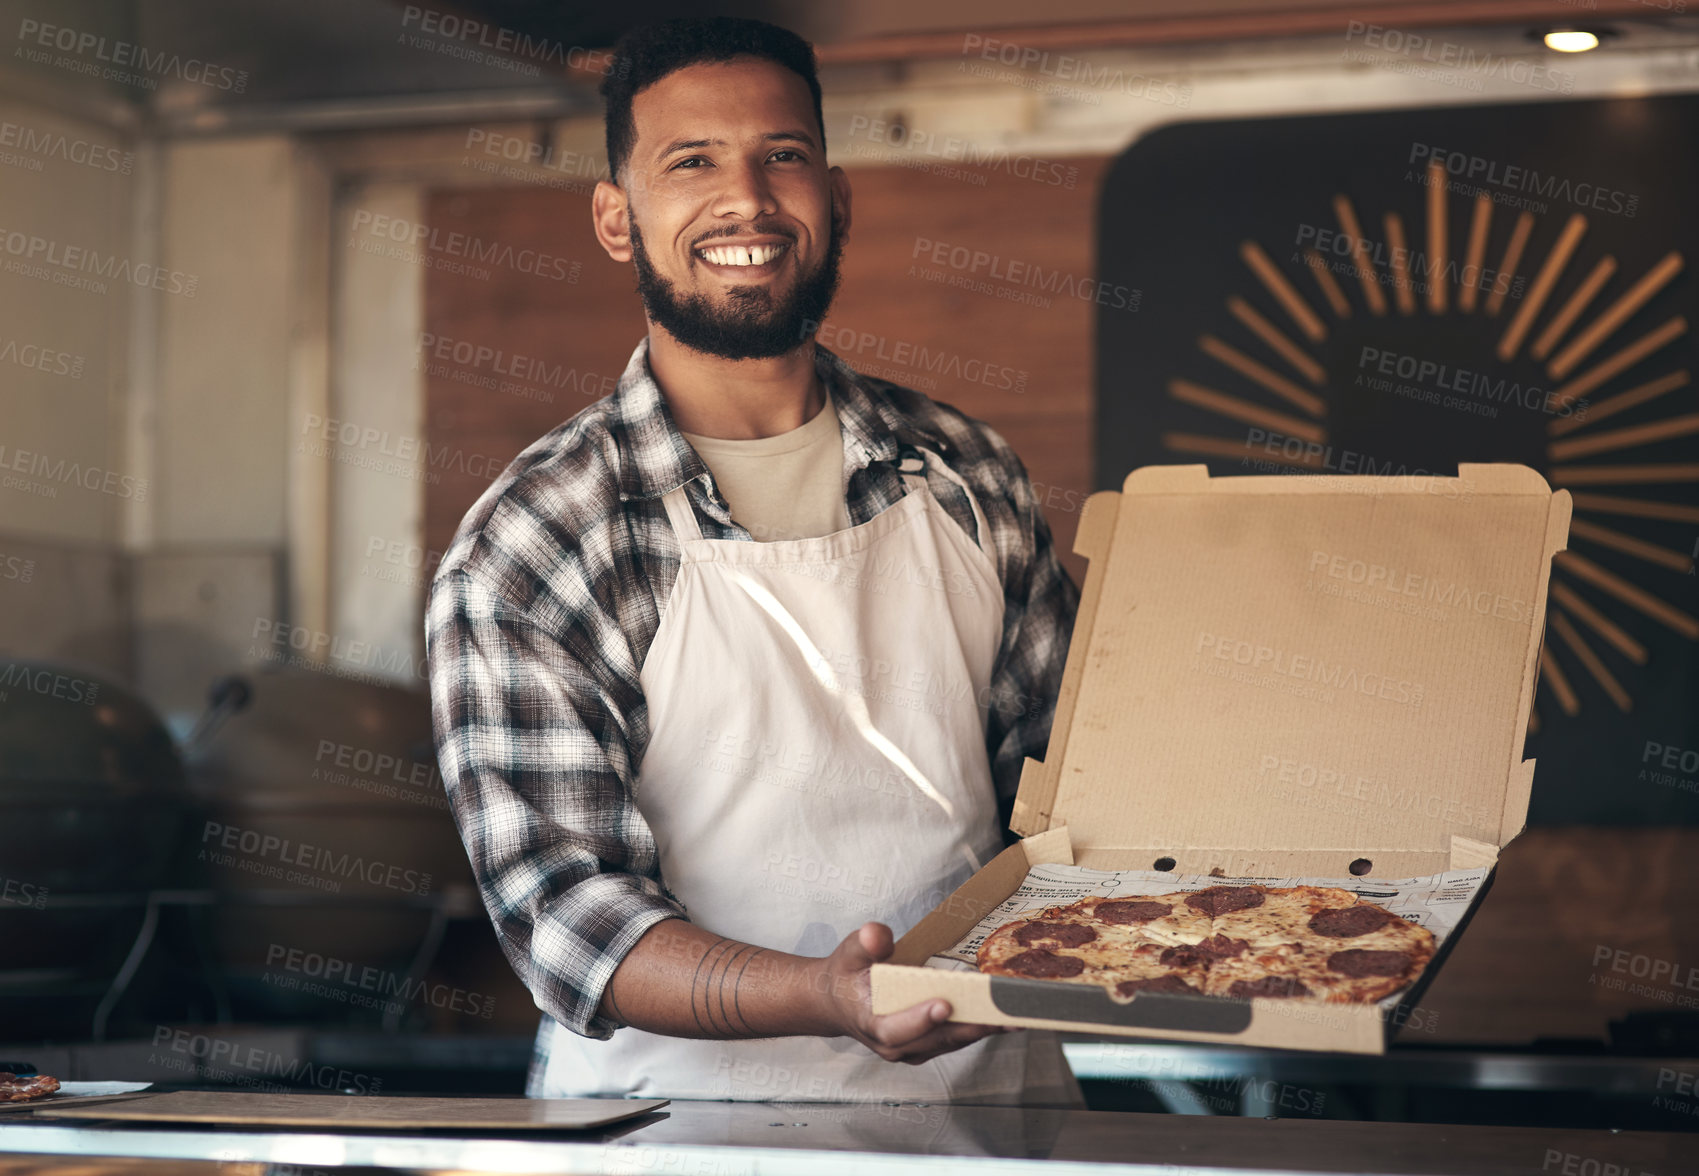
[426,565,685,1040]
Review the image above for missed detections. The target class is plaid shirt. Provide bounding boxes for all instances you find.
[425,335,1080,1041]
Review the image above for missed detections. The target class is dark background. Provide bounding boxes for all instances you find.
[1098,94,1699,824]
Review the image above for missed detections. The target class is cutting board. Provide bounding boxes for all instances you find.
[34,1090,668,1130]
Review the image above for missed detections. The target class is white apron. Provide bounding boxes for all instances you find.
[531,446,1080,1105]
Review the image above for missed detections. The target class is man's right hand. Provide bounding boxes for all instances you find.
[597,917,1014,1063]
[812,922,1014,1065]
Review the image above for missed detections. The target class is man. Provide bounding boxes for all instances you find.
[426,16,1082,1104]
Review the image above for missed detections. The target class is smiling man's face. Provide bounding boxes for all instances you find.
[617,56,848,360]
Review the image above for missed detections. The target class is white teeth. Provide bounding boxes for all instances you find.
[698,243,785,267]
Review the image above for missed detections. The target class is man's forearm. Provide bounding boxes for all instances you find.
[597,917,837,1039]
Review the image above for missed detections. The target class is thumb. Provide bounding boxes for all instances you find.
[853,921,894,964]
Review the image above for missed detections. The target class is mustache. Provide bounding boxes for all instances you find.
[691,224,796,247]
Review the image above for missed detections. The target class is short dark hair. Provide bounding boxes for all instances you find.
[600,17,825,187]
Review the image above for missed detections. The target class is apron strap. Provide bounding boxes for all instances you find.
[902,446,993,555]
[660,484,703,542]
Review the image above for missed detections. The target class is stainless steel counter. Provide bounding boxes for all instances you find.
[2,1098,1695,1175]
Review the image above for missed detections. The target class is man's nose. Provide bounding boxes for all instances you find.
[711,160,779,221]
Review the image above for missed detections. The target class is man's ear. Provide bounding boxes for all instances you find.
[592,178,633,263]
[829,164,852,243]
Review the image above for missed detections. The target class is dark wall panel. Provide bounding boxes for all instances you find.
[1097,95,1699,825]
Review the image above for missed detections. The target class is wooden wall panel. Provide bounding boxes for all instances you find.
[423,156,1109,587]
[421,187,646,562]
[824,158,1110,586]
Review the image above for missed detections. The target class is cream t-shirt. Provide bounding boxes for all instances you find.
[679,390,852,542]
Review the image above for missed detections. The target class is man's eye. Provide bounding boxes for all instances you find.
[671,156,708,170]
[770,150,804,163]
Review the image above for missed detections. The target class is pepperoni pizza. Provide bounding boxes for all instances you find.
[0,1072,60,1102]
[977,884,1434,1003]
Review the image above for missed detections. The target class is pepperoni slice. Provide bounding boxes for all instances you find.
[1096,900,1172,924]
[1327,949,1412,978]
[1227,976,1311,999]
[1004,949,1086,978]
[1309,905,1392,938]
[1184,886,1266,916]
[1157,935,1250,969]
[1158,945,1208,968]
[1197,934,1250,960]
[1013,922,1098,948]
[1116,974,1198,997]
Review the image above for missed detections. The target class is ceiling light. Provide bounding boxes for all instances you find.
[1543,29,1601,52]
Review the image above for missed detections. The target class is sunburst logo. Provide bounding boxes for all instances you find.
[1162,158,1695,729]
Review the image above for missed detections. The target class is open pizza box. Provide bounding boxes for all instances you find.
[871,463,1571,1053]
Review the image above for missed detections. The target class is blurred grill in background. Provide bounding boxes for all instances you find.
[0,662,528,1047]
[181,670,483,1025]
[0,662,191,1037]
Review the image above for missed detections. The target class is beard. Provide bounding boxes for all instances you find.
[629,214,844,361]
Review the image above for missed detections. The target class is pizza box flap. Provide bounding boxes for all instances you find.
[1011,463,1570,870]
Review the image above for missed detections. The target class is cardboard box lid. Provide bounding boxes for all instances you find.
[1013,464,1570,860]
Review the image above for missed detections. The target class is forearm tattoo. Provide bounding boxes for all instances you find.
[690,938,768,1037]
